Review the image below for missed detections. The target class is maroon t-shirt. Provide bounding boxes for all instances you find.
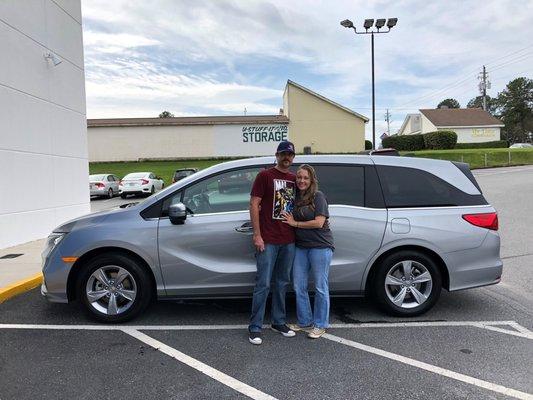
[250,167,296,245]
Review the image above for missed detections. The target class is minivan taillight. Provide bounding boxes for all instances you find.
[462,213,498,231]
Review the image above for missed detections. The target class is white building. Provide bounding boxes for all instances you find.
[398,108,504,143]
[0,1,89,248]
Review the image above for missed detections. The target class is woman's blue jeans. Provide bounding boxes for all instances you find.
[293,246,333,329]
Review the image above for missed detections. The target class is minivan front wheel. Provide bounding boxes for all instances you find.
[78,253,152,323]
[373,251,441,317]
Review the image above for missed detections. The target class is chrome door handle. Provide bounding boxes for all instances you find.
[235,222,254,233]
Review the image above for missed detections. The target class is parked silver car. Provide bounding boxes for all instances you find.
[89,174,120,198]
[42,155,502,322]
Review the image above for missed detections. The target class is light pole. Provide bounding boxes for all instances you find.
[341,18,397,150]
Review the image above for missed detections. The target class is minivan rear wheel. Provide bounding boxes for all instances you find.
[78,253,153,323]
[373,250,441,317]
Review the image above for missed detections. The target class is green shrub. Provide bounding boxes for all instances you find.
[423,130,457,150]
[365,140,373,150]
[382,134,425,151]
[455,140,508,149]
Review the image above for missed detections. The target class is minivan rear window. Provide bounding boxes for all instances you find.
[376,166,487,208]
[312,165,364,207]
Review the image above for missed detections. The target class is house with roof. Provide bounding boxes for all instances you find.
[398,108,504,143]
[87,80,369,162]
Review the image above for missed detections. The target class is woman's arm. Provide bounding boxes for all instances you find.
[281,211,326,229]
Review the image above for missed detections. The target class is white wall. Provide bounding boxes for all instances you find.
[0,0,89,248]
[88,123,289,161]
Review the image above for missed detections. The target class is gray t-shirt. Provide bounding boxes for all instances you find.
[294,191,334,250]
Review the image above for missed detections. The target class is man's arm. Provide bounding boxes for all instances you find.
[250,196,265,252]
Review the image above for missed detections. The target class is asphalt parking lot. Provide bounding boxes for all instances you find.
[1,165,532,399]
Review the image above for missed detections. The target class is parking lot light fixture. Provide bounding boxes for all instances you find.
[340,19,354,28]
[387,18,398,28]
[375,19,386,30]
[363,19,374,30]
[340,17,398,150]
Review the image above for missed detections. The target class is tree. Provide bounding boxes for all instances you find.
[496,77,533,144]
[466,95,497,115]
[158,110,174,118]
[437,98,460,109]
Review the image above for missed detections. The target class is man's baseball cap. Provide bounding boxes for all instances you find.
[276,140,295,154]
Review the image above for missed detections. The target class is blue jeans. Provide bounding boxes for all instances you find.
[293,247,333,329]
[249,243,295,332]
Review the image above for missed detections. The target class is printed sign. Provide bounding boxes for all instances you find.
[472,128,496,138]
[213,124,290,157]
[242,125,288,143]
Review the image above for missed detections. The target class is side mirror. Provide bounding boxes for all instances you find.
[169,202,187,225]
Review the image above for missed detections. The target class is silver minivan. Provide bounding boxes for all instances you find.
[41,155,502,322]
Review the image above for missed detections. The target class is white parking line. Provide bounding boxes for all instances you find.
[322,333,533,400]
[1,320,531,339]
[122,328,277,400]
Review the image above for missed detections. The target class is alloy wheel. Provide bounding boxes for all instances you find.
[384,260,433,309]
[85,265,137,316]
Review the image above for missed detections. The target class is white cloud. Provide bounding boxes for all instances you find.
[81,0,533,139]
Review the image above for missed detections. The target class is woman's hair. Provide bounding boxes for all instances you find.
[296,164,318,209]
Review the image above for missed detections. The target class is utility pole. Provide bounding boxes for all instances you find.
[478,66,491,111]
[384,109,392,135]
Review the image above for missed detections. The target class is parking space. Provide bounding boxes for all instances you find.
[1,288,532,399]
[1,320,531,399]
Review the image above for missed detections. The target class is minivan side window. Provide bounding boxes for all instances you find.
[163,167,264,215]
[376,166,488,207]
[311,165,364,207]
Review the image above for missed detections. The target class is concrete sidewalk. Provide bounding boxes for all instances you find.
[0,238,46,302]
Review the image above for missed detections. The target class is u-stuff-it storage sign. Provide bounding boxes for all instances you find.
[214,124,290,157]
[242,125,288,143]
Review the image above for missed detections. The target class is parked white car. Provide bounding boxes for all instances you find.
[89,174,120,198]
[509,143,533,148]
[119,172,164,198]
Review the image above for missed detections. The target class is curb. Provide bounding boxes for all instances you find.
[0,273,43,304]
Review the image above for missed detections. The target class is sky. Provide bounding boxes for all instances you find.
[81,0,533,140]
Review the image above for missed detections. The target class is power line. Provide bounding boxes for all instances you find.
[399,46,533,107]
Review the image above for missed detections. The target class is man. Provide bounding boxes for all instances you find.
[248,141,297,345]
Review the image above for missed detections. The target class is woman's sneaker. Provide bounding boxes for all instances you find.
[249,331,262,345]
[271,324,296,337]
[288,323,314,333]
[307,327,326,339]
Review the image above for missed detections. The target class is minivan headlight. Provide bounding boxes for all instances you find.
[42,233,66,260]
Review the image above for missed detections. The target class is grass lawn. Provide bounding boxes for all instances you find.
[400,148,533,169]
[89,148,533,183]
[89,159,235,185]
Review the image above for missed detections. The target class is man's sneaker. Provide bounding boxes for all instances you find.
[249,331,262,345]
[288,323,314,333]
[271,324,296,337]
[307,327,326,339]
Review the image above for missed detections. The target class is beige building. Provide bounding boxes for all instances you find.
[398,108,504,143]
[87,80,368,162]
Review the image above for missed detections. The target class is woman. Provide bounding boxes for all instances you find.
[282,164,334,339]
